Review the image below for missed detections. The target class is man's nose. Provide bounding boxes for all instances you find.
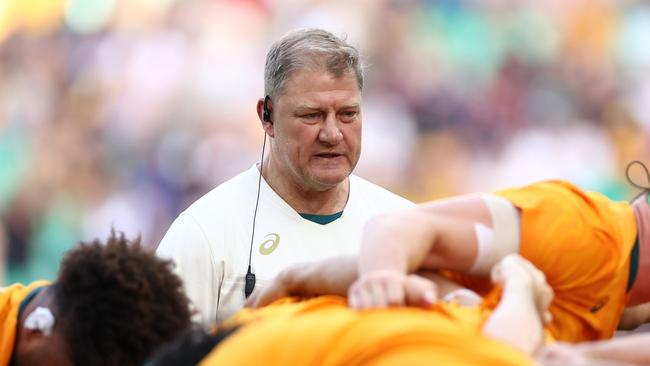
[319,114,343,145]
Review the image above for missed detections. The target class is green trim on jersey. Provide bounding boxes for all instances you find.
[299,211,343,225]
[18,286,46,319]
[628,237,640,293]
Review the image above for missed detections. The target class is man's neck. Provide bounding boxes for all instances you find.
[260,162,350,215]
[628,195,650,306]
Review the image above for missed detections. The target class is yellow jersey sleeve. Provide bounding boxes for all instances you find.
[0,281,50,365]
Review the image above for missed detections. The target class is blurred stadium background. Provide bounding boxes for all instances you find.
[0,0,649,285]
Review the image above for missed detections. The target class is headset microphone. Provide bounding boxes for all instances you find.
[245,269,256,299]
[245,96,271,298]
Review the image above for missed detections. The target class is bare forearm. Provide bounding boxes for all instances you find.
[359,209,439,276]
[482,283,543,355]
[580,335,650,364]
[618,303,650,330]
[282,256,358,297]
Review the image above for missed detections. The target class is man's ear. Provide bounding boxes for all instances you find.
[15,325,46,357]
[256,98,274,138]
[21,325,45,340]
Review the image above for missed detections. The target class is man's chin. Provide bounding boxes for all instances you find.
[309,169,351,189]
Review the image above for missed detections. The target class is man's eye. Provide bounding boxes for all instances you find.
[340,111,358,121]
[301,113,320,119]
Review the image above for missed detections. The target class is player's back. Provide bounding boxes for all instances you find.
[200,296,533,366]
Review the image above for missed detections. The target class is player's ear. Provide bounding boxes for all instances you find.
[256,97,274,138]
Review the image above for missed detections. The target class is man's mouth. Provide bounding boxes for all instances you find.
[315,153,343,159]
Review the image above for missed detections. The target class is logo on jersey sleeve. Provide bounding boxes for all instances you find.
[259,233,280,255]
[590,296,609,313]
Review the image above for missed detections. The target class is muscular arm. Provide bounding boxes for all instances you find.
[246,256,357,308]
[247,257,470,308]
[249,195,505,310]
[350,195,497,308]
[358,196,487,276]
[280,256,358,297]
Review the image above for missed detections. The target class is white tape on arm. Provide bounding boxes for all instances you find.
[469,194,521,275]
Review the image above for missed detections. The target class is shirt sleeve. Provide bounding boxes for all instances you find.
[156,213,223,326]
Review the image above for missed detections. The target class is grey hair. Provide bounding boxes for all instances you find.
[264,28,364,99]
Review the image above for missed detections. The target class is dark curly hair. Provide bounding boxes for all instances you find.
[53,231,192,366]
[146,325,241,366]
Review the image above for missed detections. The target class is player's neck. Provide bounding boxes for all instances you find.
[261,162,350,214]
[628,196,650,306]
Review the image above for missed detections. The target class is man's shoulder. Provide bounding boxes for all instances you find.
[349,174,414,208]
[172,169,256,233]
[182,167,257,223]
[158,167,258,254]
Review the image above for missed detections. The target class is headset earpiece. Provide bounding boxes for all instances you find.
[263,95,272,123]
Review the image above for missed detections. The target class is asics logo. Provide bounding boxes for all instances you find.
[259,233,280,255]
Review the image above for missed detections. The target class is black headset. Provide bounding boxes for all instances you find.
[244,96,273,299]
[262,95,272,123]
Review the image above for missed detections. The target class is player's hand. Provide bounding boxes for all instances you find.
[491,254,554,324]
[348,270,437,309]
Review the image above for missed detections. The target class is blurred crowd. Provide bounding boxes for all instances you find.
[1,0,649,284]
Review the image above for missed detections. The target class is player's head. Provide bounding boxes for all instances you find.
[263,28,364,100]
[257,28,364,191]
[12,231,192,366]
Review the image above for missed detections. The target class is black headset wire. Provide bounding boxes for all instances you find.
[245,98,271,298]
[245,133,266,298]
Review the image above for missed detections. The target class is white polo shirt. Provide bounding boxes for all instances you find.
[157,165,413,325]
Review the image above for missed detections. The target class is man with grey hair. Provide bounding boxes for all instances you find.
[156,28,413,325]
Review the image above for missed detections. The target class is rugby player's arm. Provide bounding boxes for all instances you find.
[580,334,650,364]
[358,195,491,277]
[246,256,357,308]
[349,196,497,308]
[618,302,650,330]
[540,335,650,365]
[245,257,469,308]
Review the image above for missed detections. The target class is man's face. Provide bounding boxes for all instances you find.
[270,68,362,191]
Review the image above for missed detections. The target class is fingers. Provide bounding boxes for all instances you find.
[348,271,437,310]
[368,280,389,308]
[349,271,404,309]
[443,288,482,306]
[491,253,554,324]
[491,253,530,286]
[537,280,554,324]
[386,279,405,306]
[404,275,437,307]
[515,255,554,324]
